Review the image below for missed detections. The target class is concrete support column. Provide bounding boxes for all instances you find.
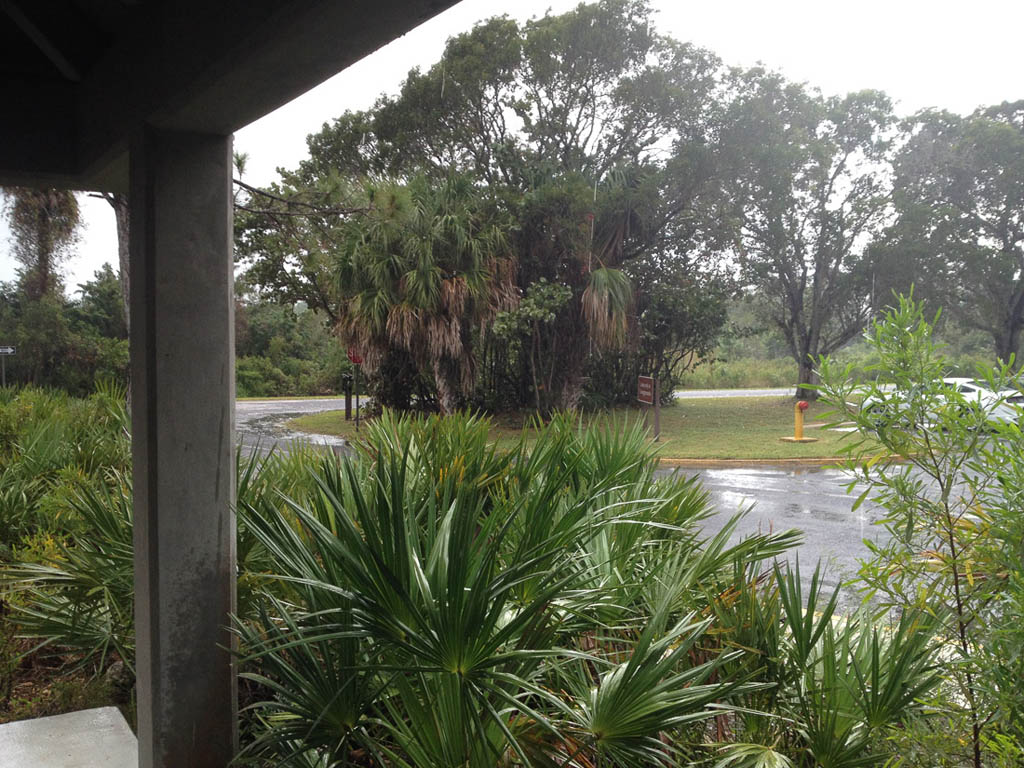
[129,128,236,768]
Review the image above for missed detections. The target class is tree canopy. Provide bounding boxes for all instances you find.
[235,1,1024,407]
[721,70,895,397]
[3,187,79,301]
[237,0,733,411]
[884,101,1024,365]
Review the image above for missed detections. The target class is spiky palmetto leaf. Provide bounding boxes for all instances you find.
[2,444,337,679]
[3,476,135,672]
[0,402,953,765]
[713,742,795,768]
[769,562,940,768]
[234,411,790,765]
[237,422,598,765]
[232,593,382,767]
[581,266,632,350]
[562,607,766,767]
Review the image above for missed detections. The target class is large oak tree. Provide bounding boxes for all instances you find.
[886,102,1024,365]
[722,70,895,397]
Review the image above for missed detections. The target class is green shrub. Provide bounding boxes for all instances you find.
[819,294,1024,766]
[0,385,129,552]
[236,356,292,397]
[1,404,949,765]
[231,411,937,767]
[2,442,341,676]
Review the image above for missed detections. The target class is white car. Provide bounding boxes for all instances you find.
[945,377,1024,406]
[860,377,1021,428]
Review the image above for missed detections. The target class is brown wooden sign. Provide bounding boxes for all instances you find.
[637,375,654,404]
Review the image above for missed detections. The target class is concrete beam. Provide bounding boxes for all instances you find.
[0,80,78,187]
[76,0,459,187]
[1,0,459,191]
[129,128,236,768]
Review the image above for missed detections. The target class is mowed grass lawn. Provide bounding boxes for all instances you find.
[288,396,865,461]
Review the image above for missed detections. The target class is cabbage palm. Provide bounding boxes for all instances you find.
[336,174,514,412]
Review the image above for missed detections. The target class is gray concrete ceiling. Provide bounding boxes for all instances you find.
[0,0,459,191]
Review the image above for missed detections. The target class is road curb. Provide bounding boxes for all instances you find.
[657,456,848,469]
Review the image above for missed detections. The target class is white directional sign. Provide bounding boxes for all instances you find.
[0,345,11,387]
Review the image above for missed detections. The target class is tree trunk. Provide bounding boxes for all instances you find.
[994,323,1021,370]
[110,193,131,334]
[795,358,819,400]
[100,192,132,409]
[432,358,459,415]
[559,372,584,410]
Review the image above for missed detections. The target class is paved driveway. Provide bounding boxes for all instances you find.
[674,387,793,399]
[236,397,352,453]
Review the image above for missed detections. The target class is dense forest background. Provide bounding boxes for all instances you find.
[3,0,1021,407]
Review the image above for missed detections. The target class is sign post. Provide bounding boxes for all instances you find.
[347,348,363,432]
[637,374,660,440]
[0,345,14,388]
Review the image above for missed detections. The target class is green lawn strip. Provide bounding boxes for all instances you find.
[237,395,348,401]
[287,396,870,460]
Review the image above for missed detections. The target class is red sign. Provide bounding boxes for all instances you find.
[637,375,654,404]
[347,347,363,365]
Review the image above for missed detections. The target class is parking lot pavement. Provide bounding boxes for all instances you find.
[658,463,887,609]
[235,397,352,453]
[674,387,792,399]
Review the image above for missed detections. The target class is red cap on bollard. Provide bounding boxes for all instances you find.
[797,400,809,411]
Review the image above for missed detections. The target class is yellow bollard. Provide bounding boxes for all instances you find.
[780,400,818,443]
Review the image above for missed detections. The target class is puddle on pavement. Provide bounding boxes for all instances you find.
[238,412,347,448]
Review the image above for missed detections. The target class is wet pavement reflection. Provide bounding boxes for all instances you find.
[658,464,888,609]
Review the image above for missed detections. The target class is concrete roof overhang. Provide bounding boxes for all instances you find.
[0,0,459,191]
[2,4,461,763]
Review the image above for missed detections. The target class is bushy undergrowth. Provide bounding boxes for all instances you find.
[227,412,939,767]
[675,347,994,392]
[676,358,798,390]
[0,397,951,765]
[0,383,130,557]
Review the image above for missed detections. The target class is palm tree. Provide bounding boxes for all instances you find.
[3,187,79,300]
[511,169,641,409]
[336,174,514,413]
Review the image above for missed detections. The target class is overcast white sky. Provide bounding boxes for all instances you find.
[3,0,1023,292]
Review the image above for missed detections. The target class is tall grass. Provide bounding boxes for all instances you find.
[676,358,798,390]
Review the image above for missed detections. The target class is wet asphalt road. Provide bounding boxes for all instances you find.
[236,398,884,607]
[236,397,358,453]
[658,464,885,607]
[674,387,792,399]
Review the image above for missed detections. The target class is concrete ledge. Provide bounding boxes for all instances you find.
[0,707,137,768]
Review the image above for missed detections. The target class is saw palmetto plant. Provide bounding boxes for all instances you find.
[231,412,940,767]
[2,402,942,765]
